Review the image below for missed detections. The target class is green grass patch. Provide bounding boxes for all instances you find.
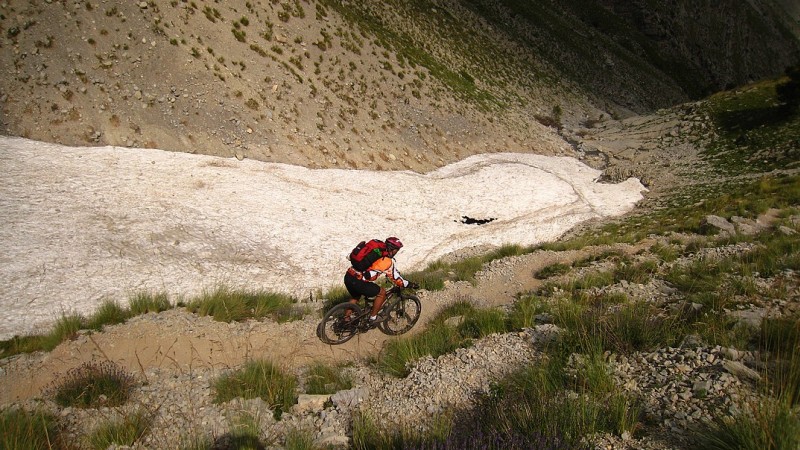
[85,300,129,331]
[284,427,316,450]
[701,78,800,175]
[187,286,300,323]
[472,355,642,447]
[2,292,175,358]
[408,244,529,289]
[319,286,351,313]
[223,412,269,449]
[304,361,352,395]
[376,301,511,377]
[692,397,800,450]
[613,259,659,284]
[759,316,800,406]
[128,292,172,315]
[696,315,800,449]
[534,262,571,279]
[508,294,552,330]
[213,359,297,420]
[87,409,152,449]
[0,408,62,450]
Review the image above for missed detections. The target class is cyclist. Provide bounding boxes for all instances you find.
[344,236,418,327]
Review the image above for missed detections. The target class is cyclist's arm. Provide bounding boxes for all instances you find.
[368,257,409,287]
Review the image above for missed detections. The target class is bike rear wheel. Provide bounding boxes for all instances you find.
[379,294,421,335]
[318,303,362,345]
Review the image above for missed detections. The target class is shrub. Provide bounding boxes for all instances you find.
[48,361,136,408]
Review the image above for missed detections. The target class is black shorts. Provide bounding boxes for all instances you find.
[344,273,380,299]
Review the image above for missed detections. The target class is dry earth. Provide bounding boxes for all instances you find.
[0,240,627,406]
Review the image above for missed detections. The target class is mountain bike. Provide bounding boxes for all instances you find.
[316,285,421,345]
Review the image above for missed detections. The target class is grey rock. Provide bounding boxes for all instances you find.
[723,360,761,382]
[703,215,735,235]
[330,387,369,410]
[293,394,330,415]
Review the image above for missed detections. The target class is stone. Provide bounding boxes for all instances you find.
[723,360,761,382]
[330,387,369,410]
[703,215,735,235]
[293,394,330,415]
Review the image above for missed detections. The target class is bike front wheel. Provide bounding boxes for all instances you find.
[318,303,362,345]
[379,294,421,336]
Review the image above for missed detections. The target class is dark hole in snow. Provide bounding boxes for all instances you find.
[458,216,496,225]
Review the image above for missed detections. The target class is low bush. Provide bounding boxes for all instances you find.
[48,361,136,408]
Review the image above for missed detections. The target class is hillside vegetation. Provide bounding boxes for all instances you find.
[1,73,799,449]
[1,1,799,449]
[1,0,798,174]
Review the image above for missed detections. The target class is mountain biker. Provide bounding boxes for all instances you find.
[344,236,418,327]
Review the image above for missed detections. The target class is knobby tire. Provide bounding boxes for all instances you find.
[318,303,362,345]
[378,293,421,336]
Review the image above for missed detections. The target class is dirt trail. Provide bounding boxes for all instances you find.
[0,243,649,405]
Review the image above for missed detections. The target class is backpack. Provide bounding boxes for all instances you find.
[349,239,386,271]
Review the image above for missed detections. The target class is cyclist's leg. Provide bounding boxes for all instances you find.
[370,286,387,319]
[343,273,362,319]
[344,274,380,317]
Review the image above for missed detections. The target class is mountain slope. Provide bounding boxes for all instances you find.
[1,0,797,174]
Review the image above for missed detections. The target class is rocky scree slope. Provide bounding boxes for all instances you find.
[1,0,798,173]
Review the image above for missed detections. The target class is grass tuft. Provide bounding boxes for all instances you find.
[188,286,300,323]
[87,409,152,449]
[213,359,297,420]
[0,408,61,450]
[304,361,352,395]
[128,292,172,315]
[48,361,136,408]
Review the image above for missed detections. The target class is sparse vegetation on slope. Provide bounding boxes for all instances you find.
[1,3,799,448]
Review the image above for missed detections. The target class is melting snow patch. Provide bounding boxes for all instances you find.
[0,137,646,338]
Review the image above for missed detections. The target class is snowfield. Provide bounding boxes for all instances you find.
[0,137,646,338]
